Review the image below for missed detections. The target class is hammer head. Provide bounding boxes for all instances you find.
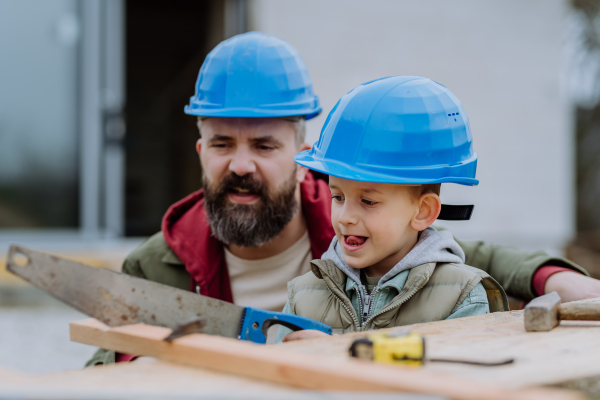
[524,291,561,332]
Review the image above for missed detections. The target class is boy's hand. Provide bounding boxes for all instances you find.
[282,329,335,342]
[132,356,158,363]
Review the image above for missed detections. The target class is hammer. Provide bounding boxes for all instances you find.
[524,292,600,331]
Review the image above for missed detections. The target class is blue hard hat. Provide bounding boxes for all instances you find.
[184,32,321,120]
[295,76,478,186]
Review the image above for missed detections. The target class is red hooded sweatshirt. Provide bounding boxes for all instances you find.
[162,171,334,303]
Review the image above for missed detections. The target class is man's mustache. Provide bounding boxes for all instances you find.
[212,174,267,199]
[203,168,299,247]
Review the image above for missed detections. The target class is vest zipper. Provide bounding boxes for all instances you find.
[367,289,379,322]
[362,280,423,330]
[359,285,379,326]
[358,280,383,326]
[314,266,361,330]
[360,286,369,324]
[331,280,422,332]
[335,292,361,330]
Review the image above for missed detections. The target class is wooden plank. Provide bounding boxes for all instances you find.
[70,318,583,400]
[0,363,449,400]
[0,360,448,399]
[278,309,600,388]
[0,360,300,399]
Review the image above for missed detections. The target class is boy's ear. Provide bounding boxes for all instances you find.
[411,193,442,231]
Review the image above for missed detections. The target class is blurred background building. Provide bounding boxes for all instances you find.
[1,0,600,374]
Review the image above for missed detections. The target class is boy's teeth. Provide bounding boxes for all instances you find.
[346,235,366,246]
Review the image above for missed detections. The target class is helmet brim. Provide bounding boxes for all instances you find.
[295,151,479,186]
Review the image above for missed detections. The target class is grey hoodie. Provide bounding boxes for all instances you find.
[323,226,465,286]
[321,227,465,322]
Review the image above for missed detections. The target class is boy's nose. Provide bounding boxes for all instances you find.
[229,147,256,176]
[337,203,359,226]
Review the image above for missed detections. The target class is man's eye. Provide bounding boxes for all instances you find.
[362,199,376,206]
[212,143,229,148]
[257,145,274,151]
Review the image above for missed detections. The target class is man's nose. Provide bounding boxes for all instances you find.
[228,147,256,176]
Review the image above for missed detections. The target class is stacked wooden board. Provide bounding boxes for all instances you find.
[0,361,448,399]
[67,300,600,400]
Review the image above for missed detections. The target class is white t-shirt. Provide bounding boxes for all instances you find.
[224,231,312,312]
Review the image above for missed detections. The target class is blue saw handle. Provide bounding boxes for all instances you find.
[239,306,332,344]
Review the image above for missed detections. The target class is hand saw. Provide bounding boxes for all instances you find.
[6,245,332,343]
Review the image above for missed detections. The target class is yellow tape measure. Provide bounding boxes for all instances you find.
[350,331,515,367]
[349,331,425,366]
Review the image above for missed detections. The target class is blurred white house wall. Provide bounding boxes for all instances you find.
[250,0,574,255]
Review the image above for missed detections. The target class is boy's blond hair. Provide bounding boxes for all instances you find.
[410,183,441,199]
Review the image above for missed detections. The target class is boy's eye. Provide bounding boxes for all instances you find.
[332,195,344,202]
[362,199,376,206]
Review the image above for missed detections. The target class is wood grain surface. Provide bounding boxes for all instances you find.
[0,360,455,399]
[277,309,600,388]
[69,311,594,400]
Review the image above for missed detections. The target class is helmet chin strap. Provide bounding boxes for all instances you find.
[438,204,474,221]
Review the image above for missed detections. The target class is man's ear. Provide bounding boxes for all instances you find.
[196,139,202,157]
[411,193,441,231]
[299,142,311,152]
[296,142,312,183]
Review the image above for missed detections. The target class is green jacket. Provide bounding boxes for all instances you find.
[86,231,587,366]
[279,259,507,336]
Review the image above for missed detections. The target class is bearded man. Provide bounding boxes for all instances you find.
[87,32,600,366]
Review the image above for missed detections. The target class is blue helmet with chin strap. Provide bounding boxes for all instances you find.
[185,32,321,120]
[295,75,478,220]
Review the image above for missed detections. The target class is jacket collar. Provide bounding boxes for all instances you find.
[161,171,334,302]
[344,269,411,298]
[312,259,436,304]
[310,258,437,328]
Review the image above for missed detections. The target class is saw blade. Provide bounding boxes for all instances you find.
[6,245,244,338]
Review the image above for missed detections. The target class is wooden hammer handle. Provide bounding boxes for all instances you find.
[559,303,600,321]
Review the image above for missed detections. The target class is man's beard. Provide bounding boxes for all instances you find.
[203,169,299,248]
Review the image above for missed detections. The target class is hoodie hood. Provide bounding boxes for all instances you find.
[322,226,465,287]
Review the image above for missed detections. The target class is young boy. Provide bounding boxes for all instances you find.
[278,76,508,342]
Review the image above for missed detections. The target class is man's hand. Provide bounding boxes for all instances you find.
[545,271,600,303]
[282,329,334,342]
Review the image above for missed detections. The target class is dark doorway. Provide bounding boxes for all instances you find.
[565,1,600,278]
[124,0,225,236]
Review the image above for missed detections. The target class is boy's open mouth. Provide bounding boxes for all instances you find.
[343,235,368,251]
